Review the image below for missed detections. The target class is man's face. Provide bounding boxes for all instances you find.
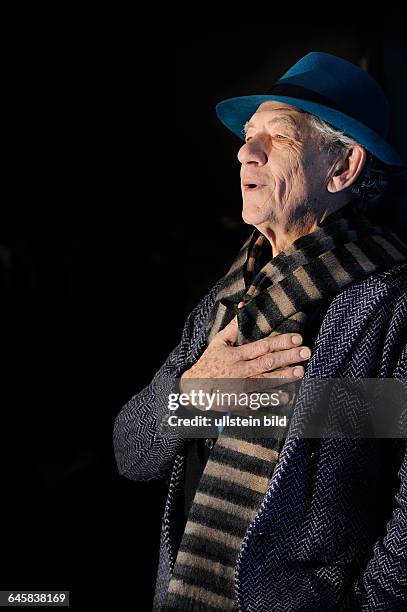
[238,101,331,229]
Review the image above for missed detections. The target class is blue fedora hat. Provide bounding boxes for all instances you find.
[216,51,405,167]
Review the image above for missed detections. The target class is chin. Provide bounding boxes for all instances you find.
[242,204,268,226]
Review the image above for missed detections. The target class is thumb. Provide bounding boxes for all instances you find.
[215,314,239,345]
[214,302,245,346]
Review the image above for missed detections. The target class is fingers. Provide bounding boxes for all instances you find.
[248,365,305,380]
[236,333,303,361]
[264,333,303,352]
[233,337,271,360]
[241,346,311,378]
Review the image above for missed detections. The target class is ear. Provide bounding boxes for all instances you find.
[327,145,367,194]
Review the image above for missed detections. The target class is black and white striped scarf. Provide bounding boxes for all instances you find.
[163,203,407,611]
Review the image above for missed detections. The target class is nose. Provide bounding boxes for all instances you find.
[237,138,268,167]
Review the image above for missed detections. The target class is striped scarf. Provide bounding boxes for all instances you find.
[163,203,407,611]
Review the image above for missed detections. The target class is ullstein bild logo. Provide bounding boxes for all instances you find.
[166,412,288,428]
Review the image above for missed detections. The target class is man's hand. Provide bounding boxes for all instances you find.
[181,310,311,383]
[179,304,311,412]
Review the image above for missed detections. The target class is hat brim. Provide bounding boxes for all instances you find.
[216,95,405,167]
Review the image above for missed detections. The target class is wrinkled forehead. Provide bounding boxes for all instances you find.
[244,100,310,139]
[245,101,309,139]
[256,100,299,114]
[249,100,305,124]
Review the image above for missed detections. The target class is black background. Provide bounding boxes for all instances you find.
[1,6,406,611]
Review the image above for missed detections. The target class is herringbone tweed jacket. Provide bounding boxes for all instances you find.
[114,262,407,612]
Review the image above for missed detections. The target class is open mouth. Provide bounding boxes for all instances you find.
[243,183,265,192]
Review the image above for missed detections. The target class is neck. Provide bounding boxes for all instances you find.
[255,203,347,257]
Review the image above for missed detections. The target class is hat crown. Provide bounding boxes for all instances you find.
[215,51,404,166]
[276,52,390,137]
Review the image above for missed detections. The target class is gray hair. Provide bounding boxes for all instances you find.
[307,114,390,211]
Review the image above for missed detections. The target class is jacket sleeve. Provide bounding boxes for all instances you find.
[357,442,407,610]
[113,281,221,482]
[347,340,407,609]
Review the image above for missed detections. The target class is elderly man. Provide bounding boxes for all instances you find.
[114,52,407,610]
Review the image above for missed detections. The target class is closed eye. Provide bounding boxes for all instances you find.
[244,134,290,143]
